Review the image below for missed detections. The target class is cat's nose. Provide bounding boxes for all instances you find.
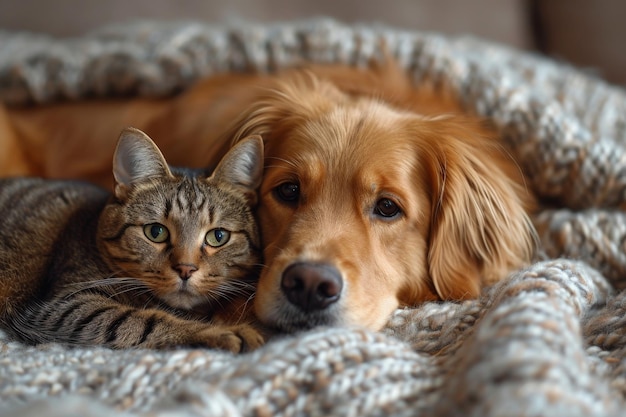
[173,263,198,280]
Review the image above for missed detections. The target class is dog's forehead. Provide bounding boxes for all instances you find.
[260,97,432,193]
[298,104,414,151]
[267,135,419,199]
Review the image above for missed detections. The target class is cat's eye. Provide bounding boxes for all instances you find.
[205,228,231,247]
[143,223,170,243]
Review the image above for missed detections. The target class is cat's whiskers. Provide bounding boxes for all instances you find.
[65,276,153,301]
[107,283,153,299]
[215,280,255,298]
[232,291,257,325]
[200,291,226,311]
[193,280,256,314]
[66,276,141,289]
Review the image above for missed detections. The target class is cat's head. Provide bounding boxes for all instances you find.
[97,127,264,311]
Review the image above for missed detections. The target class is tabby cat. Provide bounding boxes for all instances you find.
[0,127,264,352]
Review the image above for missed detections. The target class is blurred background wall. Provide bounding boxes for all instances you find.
[1,0,625,85]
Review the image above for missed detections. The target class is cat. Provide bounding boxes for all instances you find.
[0,127,265,352]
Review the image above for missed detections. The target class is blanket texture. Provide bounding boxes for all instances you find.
[2,18,626,417]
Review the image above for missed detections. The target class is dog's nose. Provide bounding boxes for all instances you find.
[281,263,343,312]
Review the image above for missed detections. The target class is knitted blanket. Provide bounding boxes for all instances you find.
[2,19,626,417]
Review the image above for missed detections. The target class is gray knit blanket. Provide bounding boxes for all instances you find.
[2,19,626,417]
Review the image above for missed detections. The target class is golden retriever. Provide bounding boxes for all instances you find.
[0,62,536,332]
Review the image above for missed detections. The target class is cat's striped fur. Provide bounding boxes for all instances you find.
[0,128,264,352]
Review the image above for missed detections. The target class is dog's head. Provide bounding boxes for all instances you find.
[229,71,536,332]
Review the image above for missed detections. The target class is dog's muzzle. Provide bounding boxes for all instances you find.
[280,262,343,312]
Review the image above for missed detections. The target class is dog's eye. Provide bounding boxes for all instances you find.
[275,182,300,203]
[374,198,401,219]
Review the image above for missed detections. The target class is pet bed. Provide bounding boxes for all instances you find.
[2,18,626,417]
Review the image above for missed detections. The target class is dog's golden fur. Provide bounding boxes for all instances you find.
[0,62,536,331]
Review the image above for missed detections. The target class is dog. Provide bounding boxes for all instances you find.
[0,62,536,332]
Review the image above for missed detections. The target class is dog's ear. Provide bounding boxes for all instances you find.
[422,118,536,300]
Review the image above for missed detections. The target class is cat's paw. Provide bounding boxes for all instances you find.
[196,324,264,353]
[232,324,265,352]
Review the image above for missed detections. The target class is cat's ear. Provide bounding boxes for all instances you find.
[113,127,173,200]
[211,135,264,204]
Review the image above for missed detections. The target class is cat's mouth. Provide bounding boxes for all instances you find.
[161,287,204,310]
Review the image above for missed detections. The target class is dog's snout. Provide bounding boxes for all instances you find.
[281,263,343,312]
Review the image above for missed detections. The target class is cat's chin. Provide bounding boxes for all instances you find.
[161,291,206,311]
